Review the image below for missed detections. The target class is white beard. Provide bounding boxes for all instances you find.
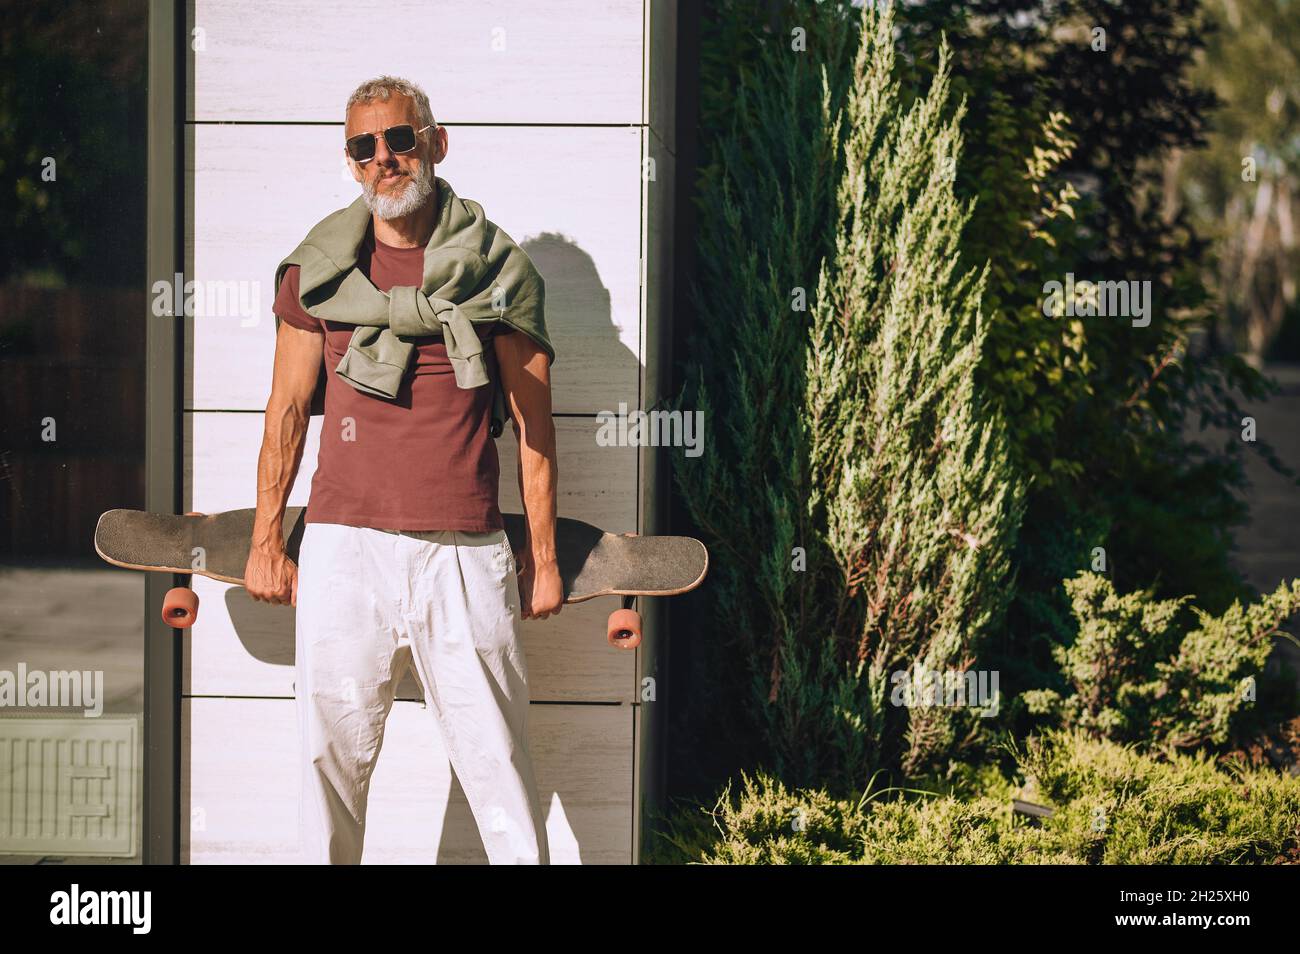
[362,161,435,219]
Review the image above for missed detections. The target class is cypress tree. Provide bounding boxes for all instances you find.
[801,2,1025,778]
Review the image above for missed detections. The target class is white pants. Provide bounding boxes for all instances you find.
[294,522,549,864]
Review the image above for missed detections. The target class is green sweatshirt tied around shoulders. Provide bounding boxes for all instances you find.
[273,175,554,436]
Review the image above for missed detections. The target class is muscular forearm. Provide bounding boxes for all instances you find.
[516,416,558,566]
[252,399,310,553]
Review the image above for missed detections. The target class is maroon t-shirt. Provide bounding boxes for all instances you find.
[273,226,511,531]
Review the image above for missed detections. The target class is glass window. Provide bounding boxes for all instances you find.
[0,0,148,864]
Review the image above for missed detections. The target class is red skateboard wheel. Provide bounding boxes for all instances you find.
[607,608,641,649]
[162,587,199,629]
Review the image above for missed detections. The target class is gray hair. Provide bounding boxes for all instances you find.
[345,75,435,128]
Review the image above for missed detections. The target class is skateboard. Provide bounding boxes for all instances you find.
[93,508,708,649]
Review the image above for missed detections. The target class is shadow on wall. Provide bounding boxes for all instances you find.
[522,232,615,359]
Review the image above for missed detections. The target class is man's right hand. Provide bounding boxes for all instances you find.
[244,545,299,606]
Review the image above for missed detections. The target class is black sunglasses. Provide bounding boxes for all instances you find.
[345,123,434,163]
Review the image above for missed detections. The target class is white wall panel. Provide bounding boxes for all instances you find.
[184,411,322,513]
[187,0,644,125]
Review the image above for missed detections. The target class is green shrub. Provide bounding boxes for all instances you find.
[801,3,1024,778]
[1023,573,1300,749]
[669,0,860,795]
[889,0,1294,694]
[672,0,1300,806]
[675,0,1023,793]
[648,729,1300,864]
[1018,729,1300,864]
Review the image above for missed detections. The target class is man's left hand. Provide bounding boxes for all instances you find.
[519,557,564,620]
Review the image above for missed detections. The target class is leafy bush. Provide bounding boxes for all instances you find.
[1017,729,1300,864]
[671,0,1300,808]
[1023,573,1300,749]
[648,729,1300,864]
[888,0,1294,690]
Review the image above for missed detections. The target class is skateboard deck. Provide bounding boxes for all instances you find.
[94,508,708,643]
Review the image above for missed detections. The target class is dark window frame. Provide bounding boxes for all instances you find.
[143,0,184,866]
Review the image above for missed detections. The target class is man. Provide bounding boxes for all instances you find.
[244,75,561,865]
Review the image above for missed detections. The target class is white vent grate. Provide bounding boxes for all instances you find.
[0,715,139,857]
